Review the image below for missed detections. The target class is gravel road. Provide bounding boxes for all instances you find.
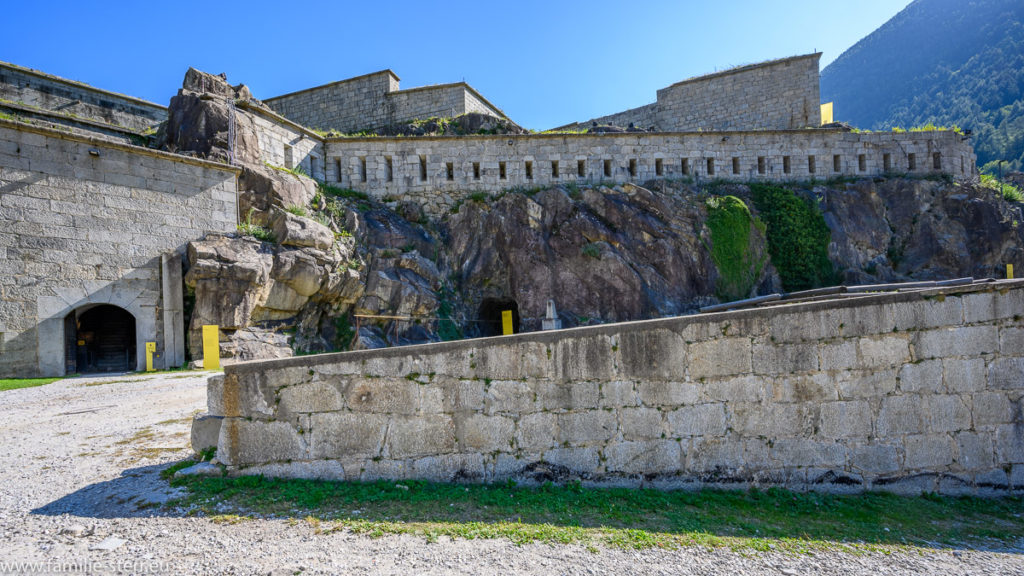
[1,372,1022,575]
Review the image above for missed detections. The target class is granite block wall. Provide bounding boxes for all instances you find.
[246,107,325,181]
[0,62,167,132]
[205,281,1024,494]
[0,120,238,377]
[324,129,976,216]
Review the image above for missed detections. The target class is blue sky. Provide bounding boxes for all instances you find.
[2,0,911,129]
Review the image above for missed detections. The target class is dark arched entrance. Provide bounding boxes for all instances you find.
[477,298,520,337]
[64,305,137,374]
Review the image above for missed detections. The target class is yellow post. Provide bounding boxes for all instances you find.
[145,341,156,372]
[820,102,833,125]
[501,310,513,336]
[1009,264,1015,279]
[202,325,220,370]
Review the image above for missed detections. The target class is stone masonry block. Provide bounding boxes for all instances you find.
[345,379,418,415]
[221,418,307,467]
[903,434,954,470]
[772,373,837,403]
[600,380,639,408]
[836,369,898,399]
[996,424,1024,463]
[688,338,751,379]
[666,403,727,437]
[448,379,485,411]
[558,411,617,445]
[771,439,847,469]
[956,432,994,471]
[620,407,665,440]
[819,340,858,371]
[858,335,910,369]
[972,392,1016,426]
[963,289,1024,324]
[603,440,683,474]
[456,413,515,452]
[925,395,971,433]
[705,375,770,403]
[899,359,943,393]
[636,381,698,407]
[515,412,557,452]
[411,453,485,483]
[309,412,388,459]
[751,342,819,374]
[989,358,1024,389]
[688,437,745,475]
[818,401,873,438]
[278,381,345,415]
[876,395,924,436]
[849,444,901,475]
[914,326,998,359]
[1000,327,1024,356]
[943,357,987,393]
[616,328,687,381]
[486,380,535,414]
[386,415,455,459]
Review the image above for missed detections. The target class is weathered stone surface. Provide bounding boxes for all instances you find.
[956,432,994,470]
[270,209,335,250]
[666,404,727,437]
[689,338,752,378]
[620,407,665,441]
[914,326,998,359]
[849,444,900,475]
[989,357,1024,389]
[818,401,873,438]
[899,359,943,393]
[604,440,682,474]
[943,357,987,392]
[190,413,222,455]
[308,412,387,459]
[278,381,344,415]
[386,415,455,458]
[858,335,910,368]
[876,395,924,435]
[345,379,418,415]
[557,411,617,444]
[220,418,306,467]
[904,434,954,469]
[515,413,557,452]
[456,414,514,452]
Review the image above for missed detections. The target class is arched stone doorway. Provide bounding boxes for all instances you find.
[64,305,137,374]
[477,298,520,337]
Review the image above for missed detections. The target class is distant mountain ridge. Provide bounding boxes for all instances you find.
[821,0,1024,172]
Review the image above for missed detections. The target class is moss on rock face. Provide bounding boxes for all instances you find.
[749,184,834,292]
[705,195,766,302]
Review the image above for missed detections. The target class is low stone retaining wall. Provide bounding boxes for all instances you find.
[198,281,1024,493]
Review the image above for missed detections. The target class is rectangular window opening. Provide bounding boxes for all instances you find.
[808,155,816,174]
[446,161,454,181]
[284,144,294,169]
[552,160,559,178]
[783,156,791,175]
[473,162,481,180]
[603,159,612,177]
[706,158,715,176]
[419,155,427,182]
[385,156,393,182]
[335,158,342,182]
[732,157,740,175]
[858,154,866,172]
[681,158,689,175]
[908,153,917,171]
[578,159,586,178]
[655,158,664,176]
[359,157,367,183]
[499,161,507,180]
[833,154,841,173]
[933,152,942,170]
[525,160,533,180]
[757,156,766,175]
[628,158,637,177]
[960,156,965,174]
[883,153,891,172]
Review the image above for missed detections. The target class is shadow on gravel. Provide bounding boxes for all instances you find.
[32,464,184,519]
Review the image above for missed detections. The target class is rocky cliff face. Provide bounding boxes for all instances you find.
[160,70,1024,363]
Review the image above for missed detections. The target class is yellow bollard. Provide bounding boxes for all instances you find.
[202,325,220,370]
[145,342,156,372]
[501,310,514,336]
[1009,264,1015,279]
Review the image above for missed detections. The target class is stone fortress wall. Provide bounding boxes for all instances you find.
[0,61,167,132]
[202,281,1024,494]
[0,119,238,377]
[263,70,507,133]
[557,54,822,132]
[323,129,976,215]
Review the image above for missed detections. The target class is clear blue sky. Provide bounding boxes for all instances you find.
[1,0,911,129]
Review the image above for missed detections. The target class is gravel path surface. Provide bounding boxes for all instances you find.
[1,372,1022,575]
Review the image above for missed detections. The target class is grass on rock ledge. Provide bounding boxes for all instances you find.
[164,464,1024,553]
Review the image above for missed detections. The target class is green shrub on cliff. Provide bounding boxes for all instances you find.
[749,184,834,292]
[704,195,765,302]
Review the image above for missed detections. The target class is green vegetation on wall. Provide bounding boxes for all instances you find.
[704,195,765,302]
[749,184,834,292]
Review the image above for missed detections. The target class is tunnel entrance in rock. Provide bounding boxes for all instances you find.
[65,305,137,374]
[477,298,520,337]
